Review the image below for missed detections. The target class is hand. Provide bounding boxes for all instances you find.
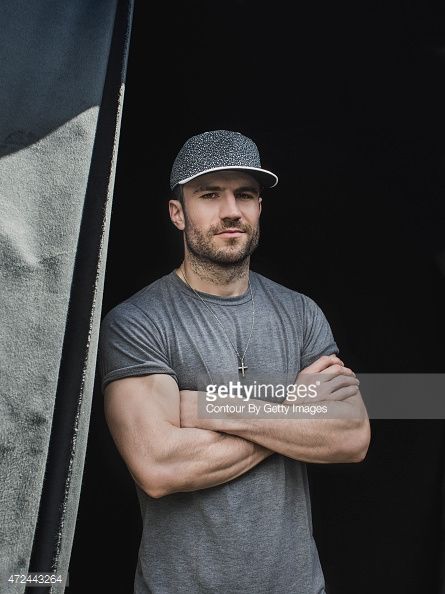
[296,354,360,402]
[179,390,200,428]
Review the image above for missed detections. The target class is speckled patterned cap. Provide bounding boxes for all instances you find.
[170,130,278,190]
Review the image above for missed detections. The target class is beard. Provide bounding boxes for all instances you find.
[183,214,260,267]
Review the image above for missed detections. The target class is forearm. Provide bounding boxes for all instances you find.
[194,393,370,464]
[149,425,273,497]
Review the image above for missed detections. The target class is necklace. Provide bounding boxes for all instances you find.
[179,266,255,377]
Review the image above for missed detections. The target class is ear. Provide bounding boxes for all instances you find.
[258,196,262,215]
[169,200,186,230]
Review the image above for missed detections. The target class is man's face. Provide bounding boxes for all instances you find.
[174,171,262,266]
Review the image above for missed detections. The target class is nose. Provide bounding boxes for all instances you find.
[219,191,242,220]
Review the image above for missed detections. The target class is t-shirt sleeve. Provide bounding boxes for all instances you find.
[97,301,178,393]
[300,294,339,369]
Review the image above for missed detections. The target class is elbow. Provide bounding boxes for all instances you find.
[335,419,371,463]
[142,466,175,499]
[145,485,168,499]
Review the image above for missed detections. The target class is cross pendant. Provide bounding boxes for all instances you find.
[238,359,248,377]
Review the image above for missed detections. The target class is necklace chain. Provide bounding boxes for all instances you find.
[180,266,255,376]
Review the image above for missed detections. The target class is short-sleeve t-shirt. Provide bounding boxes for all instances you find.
[98,269,339,594]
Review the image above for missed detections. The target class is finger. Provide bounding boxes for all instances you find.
[299,354,344,374]
[327,375,360,391]
[325,384,360,401]
[319,364,356,377]
[308,375,358,400]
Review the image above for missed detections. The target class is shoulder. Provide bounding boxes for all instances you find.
[103,273,173,323]
[126,273,174,310]
[101,273,176,337]
[251,270,318,312]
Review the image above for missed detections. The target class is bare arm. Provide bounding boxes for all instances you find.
[104,373,273,498]
[180,355,371,464]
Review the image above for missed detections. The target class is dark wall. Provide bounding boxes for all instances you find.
[70,2,445,593]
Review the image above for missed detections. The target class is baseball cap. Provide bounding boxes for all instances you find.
[170,130,278,190]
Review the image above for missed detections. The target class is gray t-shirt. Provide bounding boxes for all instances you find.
[98,269,339,594]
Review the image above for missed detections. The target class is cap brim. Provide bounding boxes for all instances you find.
[177,165,278,188]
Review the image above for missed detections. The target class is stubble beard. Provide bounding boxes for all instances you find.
[183,213,260,282]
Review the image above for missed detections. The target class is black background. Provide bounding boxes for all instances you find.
[70,1,445,593]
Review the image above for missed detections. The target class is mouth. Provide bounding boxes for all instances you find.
[216,229,246,237]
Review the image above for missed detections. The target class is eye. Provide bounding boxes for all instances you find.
[201,192,218,199]
[237,193,255,200]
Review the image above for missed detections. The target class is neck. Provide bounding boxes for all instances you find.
[176,254,250,297]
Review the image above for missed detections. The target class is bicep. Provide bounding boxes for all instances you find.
[103,373,180,490]
[300,295,339,368]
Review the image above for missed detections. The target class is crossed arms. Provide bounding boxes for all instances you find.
[104,355,370,499]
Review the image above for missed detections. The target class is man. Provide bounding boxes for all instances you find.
[98,130,370,594]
